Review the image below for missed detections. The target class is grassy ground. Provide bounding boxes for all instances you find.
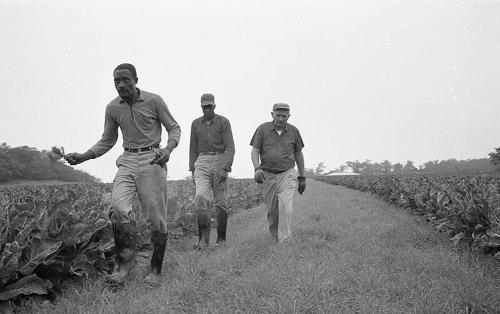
[21,180,500,313]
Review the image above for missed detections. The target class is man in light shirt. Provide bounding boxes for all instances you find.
[66,63,181,285]
[250,103,306,243]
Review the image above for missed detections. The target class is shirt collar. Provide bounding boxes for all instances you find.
[201,114,218,123]
[119,88,144,104]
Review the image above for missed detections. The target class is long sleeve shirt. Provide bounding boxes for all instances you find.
[89,89,181,157]
[189,114,235,172]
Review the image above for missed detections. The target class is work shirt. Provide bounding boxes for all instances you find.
[89,89,181,157]
[250,121,304,172]
[189,114,235,172]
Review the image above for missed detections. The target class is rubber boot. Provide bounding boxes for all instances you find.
[106,221,137,285]
[216,208,227,244]
[194,210,211,250]
[144,231,167,285]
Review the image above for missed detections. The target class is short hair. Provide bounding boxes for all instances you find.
[114,63,137,78]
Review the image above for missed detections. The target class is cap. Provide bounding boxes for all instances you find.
[273,103,290,111]
[201,93,215,106]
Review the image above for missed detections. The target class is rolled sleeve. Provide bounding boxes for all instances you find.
[249,127,263,149]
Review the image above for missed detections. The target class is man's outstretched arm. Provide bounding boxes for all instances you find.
[67,109,118,165]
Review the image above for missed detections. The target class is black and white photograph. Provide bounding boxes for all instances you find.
[0,0,499,313]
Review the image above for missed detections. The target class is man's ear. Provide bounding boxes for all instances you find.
[134,77,138,84]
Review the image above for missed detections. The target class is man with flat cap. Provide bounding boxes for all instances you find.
[189,93,235,249]
[250,103,306,242]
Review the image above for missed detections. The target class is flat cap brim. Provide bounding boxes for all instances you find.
[273,103,290,110]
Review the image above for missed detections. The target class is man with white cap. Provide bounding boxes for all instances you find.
[189,93,235,249]
[250,103,306,242]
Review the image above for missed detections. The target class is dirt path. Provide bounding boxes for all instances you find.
[34,180,500,313]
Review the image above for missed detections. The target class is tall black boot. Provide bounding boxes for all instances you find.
[195,209,211,249]
[216,208,228,244]
[144,231,167,285]
[107,221,137,285]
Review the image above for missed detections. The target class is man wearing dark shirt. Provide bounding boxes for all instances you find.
[189,93,235,249]
[250,103,306,242]
[66,63,181,285]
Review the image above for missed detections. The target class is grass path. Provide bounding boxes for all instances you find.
[33,180,500,313]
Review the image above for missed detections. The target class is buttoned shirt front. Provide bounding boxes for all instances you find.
[250,121,304,172]
[89,89,181,157]
[189,114,235,172]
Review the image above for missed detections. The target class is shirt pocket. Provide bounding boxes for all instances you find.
[283,139,296,154]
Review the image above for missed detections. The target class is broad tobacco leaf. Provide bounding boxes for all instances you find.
[0,274,52,301]
[19,240,62,276]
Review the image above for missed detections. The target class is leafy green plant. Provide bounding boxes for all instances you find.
[316,174,500,259]
[0,178,263,303]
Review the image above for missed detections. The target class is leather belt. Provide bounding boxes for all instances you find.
[124,144,159,153]
[263,168,286,174]
[199,152,224,156]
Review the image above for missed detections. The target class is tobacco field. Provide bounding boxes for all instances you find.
[0,179,262,303]
[315,174,500,259]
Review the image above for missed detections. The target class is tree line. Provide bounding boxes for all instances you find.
[0,143,99,183]
[309,157,496,176]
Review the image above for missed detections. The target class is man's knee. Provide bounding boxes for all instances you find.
[195,194,212,209]
[109,206,132,224]
[147,217,168,234]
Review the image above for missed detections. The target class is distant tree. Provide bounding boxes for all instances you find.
[392,163,403,173]
[422,160,439,173]
[402,160,418,173]
[381,160,392,173]
[315,162,326,175]
[0,143,99,183]
[345,160,363,174]
[489,148,500,172]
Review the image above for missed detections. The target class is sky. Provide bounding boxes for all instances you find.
[1,0,499,182]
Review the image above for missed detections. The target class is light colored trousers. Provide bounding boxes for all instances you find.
[193,154,229,216]
[262,168,297,241]
[110,148,168,233]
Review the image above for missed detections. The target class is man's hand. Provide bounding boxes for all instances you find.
[214,169,228,184]
[65,151,94,165]
[297,176,306,195]
[150,149,171,166]
[254,168,265,184]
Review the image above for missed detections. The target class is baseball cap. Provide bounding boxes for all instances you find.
[201,93,215,106]
[273,103,290,111]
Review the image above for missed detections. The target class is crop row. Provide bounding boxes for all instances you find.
[0,179,262,303]
[315,175,500,260]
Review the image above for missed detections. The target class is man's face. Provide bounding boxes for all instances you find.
[202,104,216,119]
[271,109,290,129]
[114,69,137,100]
